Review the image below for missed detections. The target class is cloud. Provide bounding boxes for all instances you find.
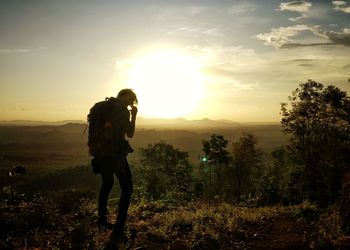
[257,25,350,48]
[325,28,350,46]
[0,49,33,54]
[278,1,312,13]
[183,45,257,70]
[297,63,313,67]
[0,47,48,54]
[256,25,321,48]
[288,14,307,22]
[226,2,257,15]
[167,26,223,37]
[332,1,350,13]
[291,59,315,62]
[280,42,333,48]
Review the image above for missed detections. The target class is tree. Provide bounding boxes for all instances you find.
[266,146,298,205]
[281,80,350,206]
[201,134,232,199]
[138,141,194,201]
[231,133,262,202]
[256,146,305,206]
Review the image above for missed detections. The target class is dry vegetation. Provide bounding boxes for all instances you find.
[0,189,347,249]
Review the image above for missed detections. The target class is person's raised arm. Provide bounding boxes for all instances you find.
[125,106,137,138]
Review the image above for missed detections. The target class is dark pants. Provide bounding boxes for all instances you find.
[97,155,133,233]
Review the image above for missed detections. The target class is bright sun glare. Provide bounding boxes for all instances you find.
[126,50,205,118]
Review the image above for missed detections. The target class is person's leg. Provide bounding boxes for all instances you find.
[113,157,133,235]
[98,164,114,225]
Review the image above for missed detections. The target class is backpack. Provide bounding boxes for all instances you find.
[87,97,122,157]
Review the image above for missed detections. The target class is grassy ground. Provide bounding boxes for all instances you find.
[1,191,348,250]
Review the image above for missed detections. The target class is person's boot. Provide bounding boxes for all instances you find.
[108,227,127,248]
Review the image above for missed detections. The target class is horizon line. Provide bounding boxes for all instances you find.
[0,118,280,124]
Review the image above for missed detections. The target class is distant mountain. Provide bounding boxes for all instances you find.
[0,120,86,126]
[136,117,239,129]
[0,118,277,129]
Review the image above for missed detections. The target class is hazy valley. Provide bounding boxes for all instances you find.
[0,118,286,168]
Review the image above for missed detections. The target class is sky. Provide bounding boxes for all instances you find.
[0,0,349,122]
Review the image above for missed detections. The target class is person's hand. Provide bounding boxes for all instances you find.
[131,105,138,117]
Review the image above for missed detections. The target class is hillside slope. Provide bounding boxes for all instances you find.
[1,195,348,250]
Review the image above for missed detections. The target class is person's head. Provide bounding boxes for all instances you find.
[117,89,138,106]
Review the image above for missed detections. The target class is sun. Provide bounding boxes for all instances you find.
[126,50,205,118]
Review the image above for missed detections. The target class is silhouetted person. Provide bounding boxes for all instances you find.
[91,89,137,238]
